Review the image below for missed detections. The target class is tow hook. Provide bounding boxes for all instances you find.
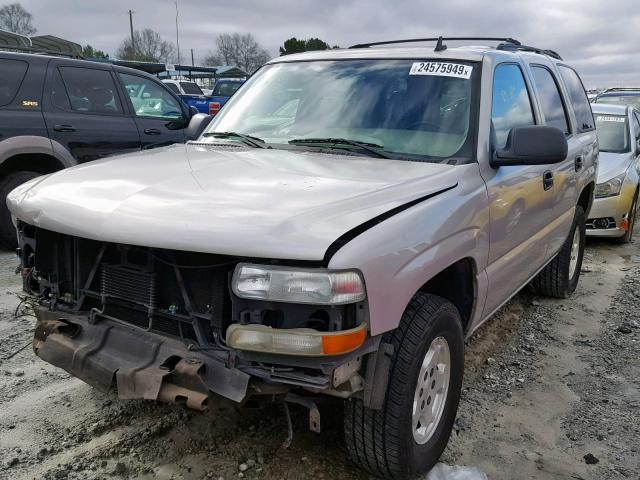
[282,393,321,448]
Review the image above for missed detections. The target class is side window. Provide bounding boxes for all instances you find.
[530,66,570,134]
[119,73,183,120]
[0,59,28,107]
[558,66,595,132]
[633,112,640,140]
[58,67,123,114]
[164,82,180,94]
[51,69,71,110]
[491,64,535,149]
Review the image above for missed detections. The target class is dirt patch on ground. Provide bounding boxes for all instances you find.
[0,237,638,480]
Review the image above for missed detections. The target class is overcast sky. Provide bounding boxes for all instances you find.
[17,0,640,88]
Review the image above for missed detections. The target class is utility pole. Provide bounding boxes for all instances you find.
[175,1,181,65]
[128,10,135,53]
[191,48,194,66]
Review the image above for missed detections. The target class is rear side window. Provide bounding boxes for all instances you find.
[0,59,28,107]
[212,82,242,97]
[164,82,180,94]
[491,64,535,149]
[530,66,570,134]
[58,67,123,114]
[179,82,203,95]
[558,66,594,132]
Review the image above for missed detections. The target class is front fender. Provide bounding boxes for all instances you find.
[328,163,490,336]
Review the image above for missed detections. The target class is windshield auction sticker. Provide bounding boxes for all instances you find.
[410,62,473,79]
[596,116,625,122]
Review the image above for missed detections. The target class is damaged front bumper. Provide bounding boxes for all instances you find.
[33,307,250,410]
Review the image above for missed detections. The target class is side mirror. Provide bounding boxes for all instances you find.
[185,113,213,140]
[189,105,199,117]
[491,125,568,168]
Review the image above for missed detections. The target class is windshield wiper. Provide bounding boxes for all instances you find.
[202,131,268,149]
[288,137,393,159]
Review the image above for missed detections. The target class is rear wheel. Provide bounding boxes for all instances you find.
[532,205,586,298]
[344,293,464,479]
[0,171,40,249]
[616,190,638,244]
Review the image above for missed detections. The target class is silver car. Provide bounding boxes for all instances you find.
[588,104,640,242]
[7,37,597,479]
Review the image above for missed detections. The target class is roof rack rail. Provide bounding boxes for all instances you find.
[0,45,81,58]
[349,37,521,49]
[600,87,640,93]
[495,42,563,60]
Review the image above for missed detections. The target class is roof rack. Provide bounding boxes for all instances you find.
[349,37,521,49]
[495,42,563,60]
[349,36,563,60]
[599,87,640,93]
[0,44,81,58]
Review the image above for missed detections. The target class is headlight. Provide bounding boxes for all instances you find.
[595,173,626,198]
[232,263,366,305]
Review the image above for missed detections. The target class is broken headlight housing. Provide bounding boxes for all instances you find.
[231,264,366,305]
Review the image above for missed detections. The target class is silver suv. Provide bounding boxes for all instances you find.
[8,37,596,479]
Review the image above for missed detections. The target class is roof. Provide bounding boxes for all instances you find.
[591,103,630,115]
[598,89,640,97]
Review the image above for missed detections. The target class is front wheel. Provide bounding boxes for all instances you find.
[344,294,464,479]
[532,205,586,298]
[616,190,638,244]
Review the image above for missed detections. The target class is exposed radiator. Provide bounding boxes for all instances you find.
[100,264,157,309]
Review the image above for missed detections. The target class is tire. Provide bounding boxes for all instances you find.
[344,293,464,479]
[532,205,586,298]
[0,171,40,250]
[615,189,638,244]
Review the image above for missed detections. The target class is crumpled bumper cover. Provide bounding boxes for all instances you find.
[33,307,250,409]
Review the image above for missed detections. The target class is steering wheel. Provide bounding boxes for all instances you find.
[441,97,469,113]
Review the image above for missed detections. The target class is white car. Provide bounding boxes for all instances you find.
[588,104,640,242]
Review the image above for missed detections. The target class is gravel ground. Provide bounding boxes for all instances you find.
[0,236,638,480]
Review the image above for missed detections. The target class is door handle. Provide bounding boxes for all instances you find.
[53,124,75,132]
[543,170,554,191]
[144,128,162,135]
[575,156,583,172]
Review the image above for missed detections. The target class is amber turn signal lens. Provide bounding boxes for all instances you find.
[322,327,367,355]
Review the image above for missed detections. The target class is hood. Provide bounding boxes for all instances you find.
[7,143,458,260]
[597,151,633,183]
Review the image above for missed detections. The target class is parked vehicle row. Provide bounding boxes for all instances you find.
[8,37,601,479]
[161,78,245,116]
[0,51,215,248]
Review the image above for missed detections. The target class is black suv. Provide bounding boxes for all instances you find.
[0,51,211,247]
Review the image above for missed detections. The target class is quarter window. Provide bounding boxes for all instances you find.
[119,73,183,120]
[0,59,28,107]
[491,64,535,149]
[58,67,123,114]
[530,66,570,134]
[558,66,594,132]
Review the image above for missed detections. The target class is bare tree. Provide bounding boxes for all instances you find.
[203,33,270,73]
[116,28,175,63]
[0,3,36,36]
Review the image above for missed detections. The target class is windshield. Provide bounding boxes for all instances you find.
[595,94,640,110]
[212,81,243,97]
[203,60,478,162]
[180,81,204,95]
[595,114,629,153]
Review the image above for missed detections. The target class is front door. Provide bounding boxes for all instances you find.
[482,63,555,317]
[43,63,140,163]
[116,72,187,149]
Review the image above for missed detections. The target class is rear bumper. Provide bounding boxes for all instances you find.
[33,307,250,409]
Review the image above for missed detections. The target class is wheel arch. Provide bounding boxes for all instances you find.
[416,257,477,334]
[0,152,66,176]
[578,181,595,217]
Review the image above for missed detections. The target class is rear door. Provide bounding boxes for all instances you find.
[116,72,188,149]
[527,63,579,257]
[43,62,140,163]
[482,62,555,316]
